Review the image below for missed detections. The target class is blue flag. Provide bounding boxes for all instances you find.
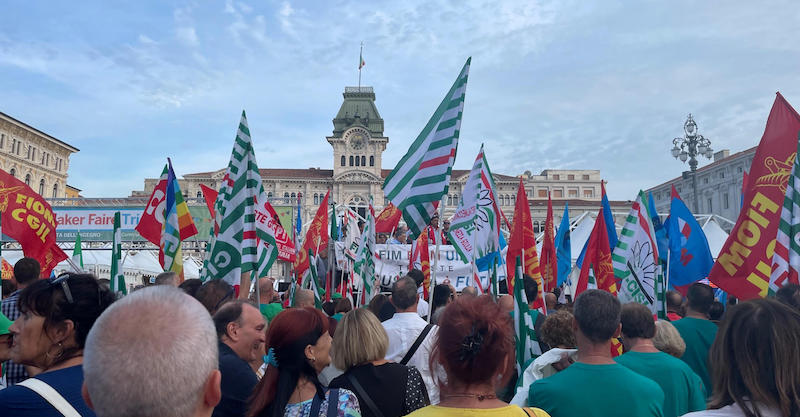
[648,192,669,264]
[555,203,572,287]
[666,188,713,287]
[577,183,617,268]
[476,231,507,272]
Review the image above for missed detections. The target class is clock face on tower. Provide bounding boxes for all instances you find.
[345,128,369,150]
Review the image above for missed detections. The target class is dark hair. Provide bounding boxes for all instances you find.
[540,310,576,348]
[178,278,203,298]
[430,284,452,318]
[2,279,17,297]
[620,303,656,339]
[523,274,539,304]
[212,300,254,339]
[13,257,41,285]
[393,228,404,238]
[248,308,330,417]
[406,270,424,288]
[666,290,683,309]
[195,280,234,315]
[708,299,800,417]
[391,277,418,310]
[367,294,390,320]
[573,289,621,343]
[708,301,725,321]
[17,273,115,366]
[377,298,396,322]
[775,283,800,311]
[687,283,714,314]
[431,296,514,388]
[334,298,352,314]
[321,300,336,317]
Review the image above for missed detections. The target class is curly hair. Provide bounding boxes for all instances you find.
[540,310,576,348]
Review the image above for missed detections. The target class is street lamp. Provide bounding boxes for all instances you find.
[671,114,712,212]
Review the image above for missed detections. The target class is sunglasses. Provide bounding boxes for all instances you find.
[50,273,74,304]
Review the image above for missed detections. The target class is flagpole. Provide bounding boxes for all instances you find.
[358,41,363,88]
[429,196,446,323]
[665,248,671,292]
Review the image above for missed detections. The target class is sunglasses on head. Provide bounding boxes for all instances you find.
[50,273,74,304]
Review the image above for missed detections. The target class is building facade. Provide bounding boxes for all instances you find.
[647,147,756,229]
[0,112,79,198]
[131,86,608,232]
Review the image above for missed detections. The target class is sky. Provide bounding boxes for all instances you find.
[2,0,799,200]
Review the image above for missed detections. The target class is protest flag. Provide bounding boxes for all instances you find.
[576,182,618,270]
[554,203,572,288]
[159,159,199,280]
[111,212,127,295]
[506,178,541,301]
[354,197,377,306]
[576,203,616,296]
[709,93,800,299]
[666,185,714,292]
[383,58,470,236]
[769,133,800,293]
[540,193,557,293]
[293,191,330,282]
[72,231,84,270]
[513,256,541,372]
[614,191,661,313]
[375,203,402,234]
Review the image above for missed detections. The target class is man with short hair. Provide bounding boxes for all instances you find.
[407,269,430,318]
[388,227,406,244]
[294,288,316,309]
[672,283,717,396]
[154,271,179,287]
[196,280,235,315]
[383,276,439,403]
[666,290,684,321]
[257,277,283,323]
[498,294,514,313]
[83,286,221,417]
[460,286,478,298]
[616,303,706,417]
[529,290,664,417]
[545,292,557,313]
[1,257,40,385]
[212,300,266,417]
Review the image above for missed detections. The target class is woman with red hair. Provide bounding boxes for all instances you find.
[407,296,550,417]
[248,308,361,417]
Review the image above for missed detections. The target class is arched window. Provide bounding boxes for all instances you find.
[39,179,45,195]
[361,156,366,166]
[267,192,273,199]
[447,195,453,205]
[533,221,541,234]
[340,156,345,166]
[349,156,354,166]
[291,193,296,202]
[52,183,58,198]
[370,156,374,166]
[25,174,30,186]
[355,156,360,166]
[196,191,202,198]
[284,192,290,203]
[314,193,319,205]
[9,168,15,177]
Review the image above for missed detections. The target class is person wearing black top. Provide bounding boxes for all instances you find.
[328,309,429,417]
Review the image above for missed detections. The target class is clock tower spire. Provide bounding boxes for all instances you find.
[326,86,388,179]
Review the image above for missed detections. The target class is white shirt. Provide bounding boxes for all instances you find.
[683,403,781,417]
[382,311,439,404]
[417,298,429,317]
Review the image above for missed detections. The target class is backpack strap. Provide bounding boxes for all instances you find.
[326,388,340,417]
[310,390,326,417]
[400,324,433,365]
[18,378,81,417]
[346,374,384,417]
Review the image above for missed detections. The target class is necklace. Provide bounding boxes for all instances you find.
[444,393,497,401]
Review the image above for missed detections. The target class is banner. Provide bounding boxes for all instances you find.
[336,242,507,291]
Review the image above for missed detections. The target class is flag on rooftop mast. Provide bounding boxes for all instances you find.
[383,58,471,237]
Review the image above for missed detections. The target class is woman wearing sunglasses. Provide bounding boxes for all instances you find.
[0,273,115,416]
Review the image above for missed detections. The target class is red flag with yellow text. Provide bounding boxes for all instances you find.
[506,179,542,304]
[0,169,67,276]
[375,202,402,234]
[709,93,800,299]
[293,191,330,279]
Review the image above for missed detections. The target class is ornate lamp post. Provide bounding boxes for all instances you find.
[670,114,713,212]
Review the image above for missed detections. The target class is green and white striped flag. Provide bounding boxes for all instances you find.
[513,256,540,372]
[201,111,279,286]
[614,191,661,313]
[770,136,800,293]
[110,212,126,295]
[307,249,324,309]
[383,58,471,236]
[72,231,84,270]
[354,196,376,306]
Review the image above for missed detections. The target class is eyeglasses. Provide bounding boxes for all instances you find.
[50,273,74,304]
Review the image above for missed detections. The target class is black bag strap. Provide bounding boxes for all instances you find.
[346,374,384,417]
[326,388,339,417]
[400,324,433,365]
[310,391,324,417]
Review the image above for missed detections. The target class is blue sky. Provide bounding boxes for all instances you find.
[2,0,798,200]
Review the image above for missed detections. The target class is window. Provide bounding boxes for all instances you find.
[737,166,743,173]
[533,220,541,234]
[355,156,360,166]
[25,174,31,186]
[707,198,713,212]
[704,177,709,184]
[361,156,366,166]
[267,192,273,199]
[9,168,15,177]
[583,175,590,180]
[39,179,45,195]
[568,174,575,180]
[723,193,729,209]
[291,193,296,202]
[553,189,563,198]
[720,171,725,179]
[314,193,319,205]
[448,195,453,205]
[568,189,578,198]
[370,156,374,166]
[0,133,4,148]
[32,148,36,161]
[349,156,354,166]
[538,189,547,198]
[583,189,593,198]
[284,192,289,203]
[340,156,345,166]
[52,183,58,198]
[553,174,560,180]
[196,191,202,198]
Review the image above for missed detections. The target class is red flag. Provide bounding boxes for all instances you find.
[0,169,66,276]
[506,178,542,303]
[375,203,402,234]
[709,93,800,299]
[1,258,12,280]
[540,193,557,293]
[293,191,330,278]
[576,204,617,296]
[135,166,168,245]
[199,184,217,218]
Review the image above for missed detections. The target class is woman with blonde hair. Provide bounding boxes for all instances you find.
[328,308,429,417]
[652,320,686,358]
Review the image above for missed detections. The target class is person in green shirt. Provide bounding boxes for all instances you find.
[616,303,706,417]
[257,277,283,323]
[528,289,665,417]
[672,283,717,397]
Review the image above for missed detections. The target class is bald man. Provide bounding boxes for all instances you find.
[461,286,478,298]
[257,278,283,323]
[498,294,514,314]
[294,289,316,309]
[545,292,557,312]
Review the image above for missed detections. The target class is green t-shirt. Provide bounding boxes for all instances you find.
[672,317,717,396]
[259,303,284,323]
[529,362,664,417]
[616,351,706,417]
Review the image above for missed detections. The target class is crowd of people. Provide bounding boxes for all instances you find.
[0,256,799,417]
